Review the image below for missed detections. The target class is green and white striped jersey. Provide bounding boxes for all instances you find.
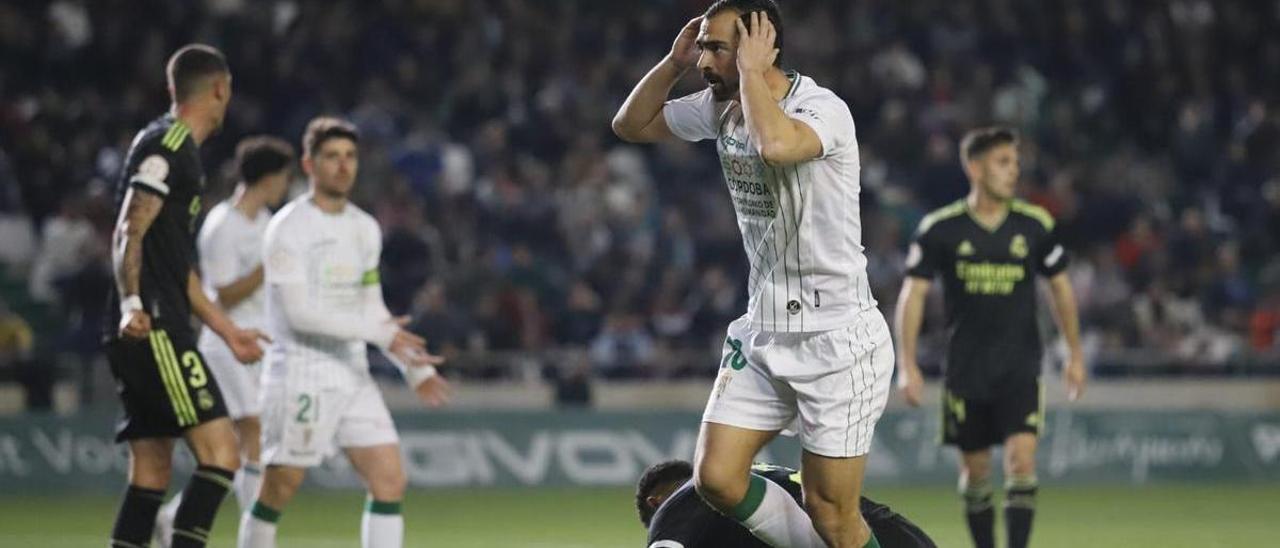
[664,73,876,332]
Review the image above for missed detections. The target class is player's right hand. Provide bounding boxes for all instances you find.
[227,327,269,364]
[670,16,703,70]
[898,361,924,407]
[119,309,152,339]
[389,328,428,358]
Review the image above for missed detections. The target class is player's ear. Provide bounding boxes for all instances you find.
[301,155,313,177]
[645,494,663,510]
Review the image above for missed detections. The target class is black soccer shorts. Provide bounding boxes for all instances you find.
[941,377,1042,452]
[107,326,228,442]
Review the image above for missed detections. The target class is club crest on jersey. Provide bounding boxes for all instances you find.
[957,240,975,256]
[197,389,214,411]
[787,300,801,315]
[1010,234,1028,258]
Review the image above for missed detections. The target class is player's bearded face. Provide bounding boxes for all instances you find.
[309,139,359,198]
[696,14,741,101]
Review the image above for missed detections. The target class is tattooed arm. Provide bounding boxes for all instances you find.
[111,187,164,339]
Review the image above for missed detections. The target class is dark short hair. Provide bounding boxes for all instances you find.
[960,126,1019,164]
[635,460,694,527]
[236,136,294,185]
[166,44,229,103]
[302,117,359,158]
[704,0,784,67]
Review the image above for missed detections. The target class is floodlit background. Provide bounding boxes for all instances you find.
[0,1,1278,546]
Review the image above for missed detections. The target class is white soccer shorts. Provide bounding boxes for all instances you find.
[702,311,894,458]
[200,346,262,419]
[261,374,399,467]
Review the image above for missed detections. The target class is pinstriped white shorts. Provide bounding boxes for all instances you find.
[702,311,894,458]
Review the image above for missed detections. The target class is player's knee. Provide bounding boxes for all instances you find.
[260,467,304,505]
[130,458,173,490]
[805,500,868,548]
[368,467,407,500]
[691,465,744,512]
[201,443,241,471]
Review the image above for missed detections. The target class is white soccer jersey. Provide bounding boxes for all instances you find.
[261,194,384,386]
[664,72,877,332]
[196,202,270,354]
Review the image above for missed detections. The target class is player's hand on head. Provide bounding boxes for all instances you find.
[228,327,267,364]
[119,310,152,339]
[734,11,778,75]
[670,16,703,70]
[414,373,452,408]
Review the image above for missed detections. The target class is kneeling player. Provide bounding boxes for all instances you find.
[638,460,937,548]
[237,118,451,548]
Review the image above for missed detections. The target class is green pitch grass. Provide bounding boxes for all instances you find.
[2,484,1275,547]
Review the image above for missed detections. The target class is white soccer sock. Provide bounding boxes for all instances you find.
[238,502,279,548]
[361,499,404,548]
[160,491,183,522]
[235,462,263,512]
[734,474,826,548]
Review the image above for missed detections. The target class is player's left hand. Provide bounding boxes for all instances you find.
[735,11,778,75]
[414,373,452,408]
[228,327,270,364]
[1064,354,1086,401]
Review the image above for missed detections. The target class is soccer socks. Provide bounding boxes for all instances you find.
[362,498,404,548]
[731,474,826,548]
[111,485,165,547]
[236,462,263,511]
[1005,475,1038,548]
[171,465,235,547]
[239,500,280,548]
[960,475,996,548]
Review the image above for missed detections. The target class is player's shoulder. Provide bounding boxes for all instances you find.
[198,202,233,237]
[788,74,848,110]
[130,114,193,157]
[264,195,308,242]
[1008,199,1055,231]
[917,200,968,236]
[347,203,382,236]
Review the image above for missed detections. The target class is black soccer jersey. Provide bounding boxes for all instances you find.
[905,199,1068,399]
[646,464,935,547]
[104,114,205,340]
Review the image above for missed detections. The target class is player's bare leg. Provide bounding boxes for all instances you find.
[347,444,408,548]
[694,422,825,547]
[154,418,238,547]
[239,464,305,548]
[959,449,995,548]
[1003,433,1038,548]
[113,438,175,546]
[801,450,872,547]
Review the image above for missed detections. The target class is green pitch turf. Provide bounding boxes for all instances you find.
[2,484,1275,547]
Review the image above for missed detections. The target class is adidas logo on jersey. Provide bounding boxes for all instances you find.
[957,240,975,256]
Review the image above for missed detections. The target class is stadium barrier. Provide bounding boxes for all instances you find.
[1,409,1277,493]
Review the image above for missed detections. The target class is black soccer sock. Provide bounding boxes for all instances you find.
[1004,476,1038,548]
[171,465,235,548]
[111,484,166,547]
[960,476,995,548]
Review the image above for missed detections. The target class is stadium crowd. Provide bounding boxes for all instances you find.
[1,0,1278,403]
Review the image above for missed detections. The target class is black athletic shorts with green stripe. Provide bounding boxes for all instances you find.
[107,326,228,442]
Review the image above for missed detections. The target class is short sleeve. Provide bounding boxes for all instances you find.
[128,142,180,197]
[263,219,304,285]
[197,211,240,289]
[905,222,942,280]
[662,89,719,142]
[788,90,854,158]
[1036,227,1070,277]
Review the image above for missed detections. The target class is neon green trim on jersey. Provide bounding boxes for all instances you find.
[361,268,380,286]
[162,121,190,151]
[917,200,967,235]
[1010,199,1055,230]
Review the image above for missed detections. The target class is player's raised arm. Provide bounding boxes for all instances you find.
[735,12,821,166]
[611,16,702,143]
[111,187,164,339]
[1046,273,1086,400]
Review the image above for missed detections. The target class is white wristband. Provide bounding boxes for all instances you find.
[120,295,144,318]
[404,364,438,388]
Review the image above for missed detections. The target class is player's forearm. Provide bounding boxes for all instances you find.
[738,68,798,164]
[894,279,929,367]
[189,270,239,339]
[612,55,685,141]
[111,188,162,299]
[276,283,396,347]
[215,265,264,310]
[1048,275,1083,355]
